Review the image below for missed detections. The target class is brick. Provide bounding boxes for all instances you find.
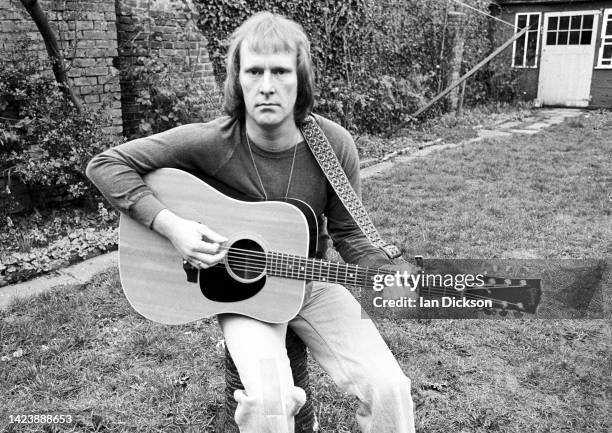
[73,76,98,86]
[84,94,100,103]
[77,85,95,95]
[81,12,105,21]
[87,66,109,76]
[73,58,97,68]
[77,21,94,30]
[81,30,107,39]
[93,21,109,30]
[94,39,113,49]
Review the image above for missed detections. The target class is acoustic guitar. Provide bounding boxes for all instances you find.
[119,168,542,324]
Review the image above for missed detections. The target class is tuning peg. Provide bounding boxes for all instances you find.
[513,311,523,318]
[499,310,508,317]
[482,309,495,315]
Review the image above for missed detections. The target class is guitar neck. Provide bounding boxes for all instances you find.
[265,251,381,288]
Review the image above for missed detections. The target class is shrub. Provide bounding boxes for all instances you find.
[0,44,122,210]
[195,0,505,134]
[125,55,222,137]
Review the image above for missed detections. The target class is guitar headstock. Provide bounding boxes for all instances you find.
[466,276,542,315]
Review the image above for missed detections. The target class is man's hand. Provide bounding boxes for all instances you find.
[152,209,227,269]
[379,262,421,301]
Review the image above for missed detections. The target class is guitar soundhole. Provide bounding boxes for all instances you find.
[226,238,266,281]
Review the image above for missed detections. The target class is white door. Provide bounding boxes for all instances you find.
[537,11,599,107]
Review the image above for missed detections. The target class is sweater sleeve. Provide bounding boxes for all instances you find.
[317,117,393,268]
[86,119,234,228]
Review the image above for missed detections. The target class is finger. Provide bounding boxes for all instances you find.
[198,225,227,243]
[189,258,214,270]
[192,250,227,267]
[192,241,224,255]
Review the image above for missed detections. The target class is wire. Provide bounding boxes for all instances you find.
[450,0,517,29]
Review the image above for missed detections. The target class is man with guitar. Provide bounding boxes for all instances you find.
[87,12,417,433]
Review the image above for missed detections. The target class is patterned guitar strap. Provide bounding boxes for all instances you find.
[300,115,403,261]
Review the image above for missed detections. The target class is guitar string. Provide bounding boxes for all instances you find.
[212,246,534,283]
[217,249,532,285]
[213,248,532,288]
[202,261,529,309]
[202,260,530,308]
[198,246,533,308]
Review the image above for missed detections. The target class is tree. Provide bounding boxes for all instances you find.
[19,0,83,114]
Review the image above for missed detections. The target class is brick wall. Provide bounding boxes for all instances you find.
[0,0,123,134]
[116,0,220,137]
[0,0,220,137]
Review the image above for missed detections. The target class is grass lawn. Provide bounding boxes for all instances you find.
[1,112,610,432]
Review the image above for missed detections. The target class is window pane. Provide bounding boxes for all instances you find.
[547,31,557,45]
[570,15,582,30]
[603,45,612,61]
[559,16,570,30]
[548,16,558,30]
[514,35,525,66]
[580,30,592,45]
[606,19,612,36]
[529,14,540,28]
[526,32,538,66]
[558,31,568,44]
[569,30,580,44]
[583,15,594,30]
[517,14,527,28]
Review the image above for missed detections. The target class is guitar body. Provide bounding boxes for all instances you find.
[119,168,317,325]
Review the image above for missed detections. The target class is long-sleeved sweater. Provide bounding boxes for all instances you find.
[86,114,391,268]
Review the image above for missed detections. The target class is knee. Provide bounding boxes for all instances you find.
[233,386,307,428]
[365,370,412,403]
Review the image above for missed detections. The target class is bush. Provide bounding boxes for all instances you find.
[195,0,508,134]
[125,55,222,138]
[0,44,122,209]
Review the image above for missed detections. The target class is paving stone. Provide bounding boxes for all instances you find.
[497,121,522,129]
[509,129,540,135]
[476,129,513,139]
[524,122,550,130]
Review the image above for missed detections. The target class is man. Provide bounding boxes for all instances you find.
[87,12,416,433]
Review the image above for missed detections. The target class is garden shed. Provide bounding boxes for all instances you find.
[491,0,612,108]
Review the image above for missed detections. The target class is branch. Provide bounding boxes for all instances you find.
[19,0,83,114]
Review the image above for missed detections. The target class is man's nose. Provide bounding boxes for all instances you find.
[259,70,275,95]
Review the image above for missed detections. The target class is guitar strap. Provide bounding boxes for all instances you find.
[300,115,403,260]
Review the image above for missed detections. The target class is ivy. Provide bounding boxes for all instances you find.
[194,0,521,134]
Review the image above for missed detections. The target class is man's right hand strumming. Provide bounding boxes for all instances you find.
[152,209,227,269]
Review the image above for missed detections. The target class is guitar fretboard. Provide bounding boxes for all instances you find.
[265,251,378,288]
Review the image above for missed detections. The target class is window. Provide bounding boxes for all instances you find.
[545,13,595,46]
[512,13,541,68]
[597,9,612,68]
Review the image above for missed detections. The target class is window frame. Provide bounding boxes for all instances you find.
[596,8,612,69]
[512,12,542,69]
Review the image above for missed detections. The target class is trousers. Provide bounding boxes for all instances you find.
[218,282,415,433]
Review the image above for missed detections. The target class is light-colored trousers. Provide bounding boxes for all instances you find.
[218,282,415,433]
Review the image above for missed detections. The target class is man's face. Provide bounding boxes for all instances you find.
[239,45,298,130]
